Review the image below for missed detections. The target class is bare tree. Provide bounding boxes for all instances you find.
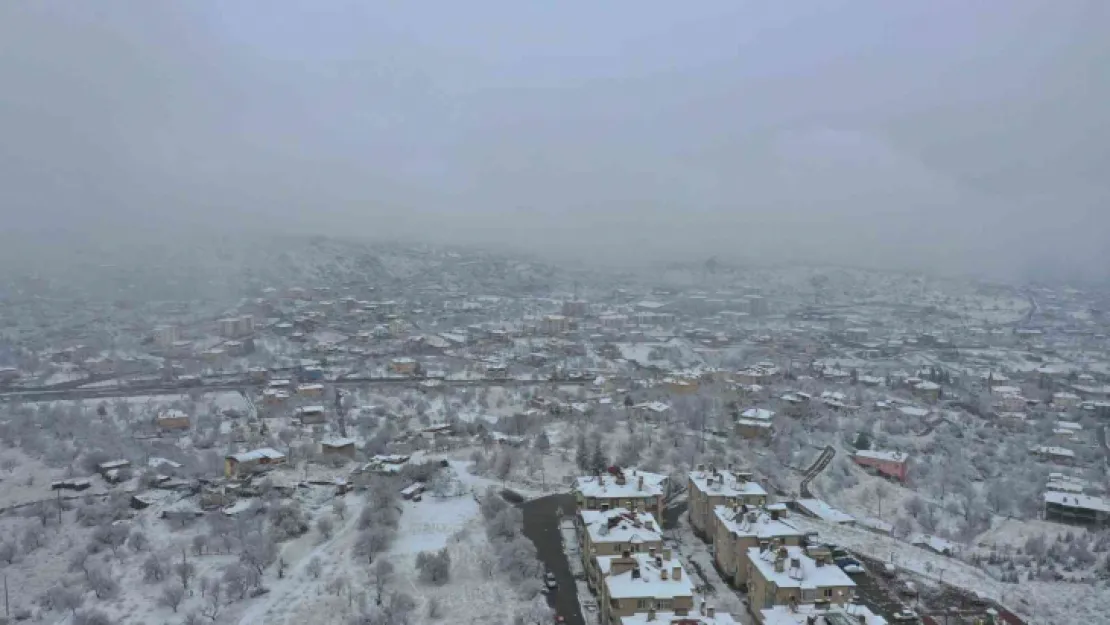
[307,555,323,579]
[22,526,45,553]
[427,596,442,618]
[240,533,277,576]
[49,585,83,617]
[127,529,149,552]
[332,498,347,520]
[201,577,223,621]
[160,584,186,613]
[415,548,451,585]
[0,539,17,565]
[192,534,209,556]
[370,558,395,605]
[317,516,335,540]
[143,553,166,582]
[87,567,120,599]
[69,549,92,580]
[174,558,198,590]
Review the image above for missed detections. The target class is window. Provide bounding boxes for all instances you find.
[823,588,834,598]
[657,600,672,610]
[801,589,816,602]
[636,599,651,610]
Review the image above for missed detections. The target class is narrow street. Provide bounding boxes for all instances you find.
[520,494,584,625]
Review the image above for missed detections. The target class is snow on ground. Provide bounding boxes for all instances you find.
[0,449,101,508]
[790,516,1106,624]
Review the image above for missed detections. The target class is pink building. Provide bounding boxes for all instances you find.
[852,450,909,483]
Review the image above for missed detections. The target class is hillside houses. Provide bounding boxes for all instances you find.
[575,469,667,525]
[688,467,768,536]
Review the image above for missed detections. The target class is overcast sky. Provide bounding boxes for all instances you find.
[1,1,1107,282]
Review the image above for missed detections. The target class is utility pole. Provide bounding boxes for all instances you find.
[5,574,9,618]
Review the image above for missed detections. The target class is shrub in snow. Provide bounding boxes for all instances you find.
[142,554,166,583]
[415,547,451,585]
[159,584,185,612]
[269,501,309,540]
[73,609,112,625]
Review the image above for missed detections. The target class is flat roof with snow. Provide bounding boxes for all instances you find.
[581,508,662,545]
[794,499,855,524]
[1044,491,1110,513]
[740,408,775,421]
[228,448,286,463]
[576,470,666,499]
[748,546,855,590]
[622,609,738,625]
[761,604,886,625]
[689,470,768,499]
[714,506,802,540]
[601,553,695,599]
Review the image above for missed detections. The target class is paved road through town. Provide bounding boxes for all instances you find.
[520,493,584,625]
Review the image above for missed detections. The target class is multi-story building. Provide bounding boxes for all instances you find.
[599,552,694,625]
[621,603,738,625]
[713,505,804,589]
[1043,491,1110,527]
[746,546,855,620]
[575,469,667,525]
[579,509,664,590]
[760,603,885,625]
[688,467,768,536]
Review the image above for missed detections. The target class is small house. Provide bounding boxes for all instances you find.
[851,450,909,482]
[225,448,287,477]
[155,409,191,431]
[297,405,328,425]
[321,437,357,458]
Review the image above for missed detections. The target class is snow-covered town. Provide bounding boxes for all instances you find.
[0,234,1107,625]
[2,3,1109,625]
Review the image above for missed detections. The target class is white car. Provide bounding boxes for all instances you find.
[544,572,558,590]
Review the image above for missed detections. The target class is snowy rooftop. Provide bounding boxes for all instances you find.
[576,470,666,499]
[761,603,886,625]
[322,437,356,447]
[897,406,930,417]
[740,408,775,421]
[689,470,767,498]
[713,505,802,539]
[581,508,662,545]
[748,546,856,591]
[1044,491,1110,513]
[228,448,286,462]
[601,552,695,599]
[854,450,908,463]
[633,401,671,413]
[621,607,738,625]
[794,499,854,523]
[1030,445,1075,458]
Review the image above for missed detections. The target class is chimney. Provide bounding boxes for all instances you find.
[660,568,668,580]
[774,557,785,573]
[649,547,656,558]
[632,567,641,579]
[663,548,672,560]
[638,475,644,490]
[707,606,716,618]
[672,566,682,581]
[790,557,801,570]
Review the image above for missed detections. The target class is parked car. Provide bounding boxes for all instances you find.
[900,581,919,597]
[545,572,558,590]
[891,607,918,622]
[835,557,867,575]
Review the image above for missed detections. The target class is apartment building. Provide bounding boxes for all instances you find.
[688,467,768,536]
[575,469,667,525]
[760,603,886,625]
[578,509,664,590]
[747,546,855,620]
[713,505,804,589]
[621,602,738,625]
[599,552,695,625]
